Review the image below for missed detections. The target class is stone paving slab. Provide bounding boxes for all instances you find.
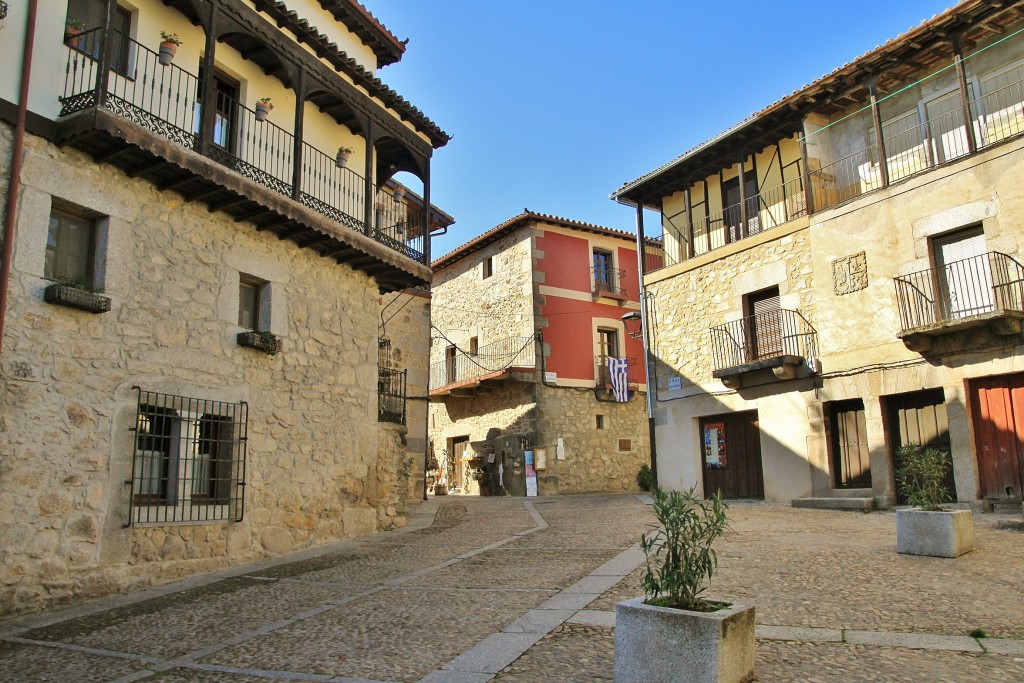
[845,629,985,652]
[0,639,151,682]
[754,624,843,643]
[567,610,616,628]
[982,638,1024,655]
[440,632,546,675]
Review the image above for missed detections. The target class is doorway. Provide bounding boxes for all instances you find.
[969,373,1024,503]
[885,388,955,504]
[700,410,764,499]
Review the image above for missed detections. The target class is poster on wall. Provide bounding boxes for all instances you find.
[703,422,727,469]
[534,448,547,471]
[524,449,538,496]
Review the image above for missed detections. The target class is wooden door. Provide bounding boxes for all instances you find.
[451,436,469,492]
[969,374,1024,502]
[829,399,872,488]
[886,389,955,504]
[700,411,764,500]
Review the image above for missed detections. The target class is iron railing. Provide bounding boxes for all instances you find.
[595,355,638,385]
[57,30,428,264]
[709,309,818,372]
[894,251,1024,331]
[128,388,247,526]
[378,368,407,425]
[593,266,626,296]
[430,336,536,390]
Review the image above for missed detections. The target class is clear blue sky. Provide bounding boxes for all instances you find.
[375,0,956,259]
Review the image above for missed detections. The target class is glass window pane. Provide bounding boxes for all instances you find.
[238,281,259,329]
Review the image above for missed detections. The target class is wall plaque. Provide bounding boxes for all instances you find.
[832,251,868,295]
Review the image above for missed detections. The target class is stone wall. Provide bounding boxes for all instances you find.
[534,384,649,495]
[0,129,423,616]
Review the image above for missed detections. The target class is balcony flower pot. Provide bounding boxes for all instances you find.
[894,444,974,558]
[615,487,754,683]
[237,330,281,355]
[157,32,181,66]
[64,20,84,49]
[254,98,273,122]
[43,282,111,314]
[336,146,352,168]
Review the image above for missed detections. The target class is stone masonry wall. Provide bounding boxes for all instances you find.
[534,384,649,495]
[0,128,416,616]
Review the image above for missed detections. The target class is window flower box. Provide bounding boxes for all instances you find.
[43,283,111,314]
[237,330,281,355]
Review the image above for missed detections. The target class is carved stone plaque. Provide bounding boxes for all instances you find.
[832,251,868,295]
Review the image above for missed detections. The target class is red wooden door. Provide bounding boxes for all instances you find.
[970,375,1024,502]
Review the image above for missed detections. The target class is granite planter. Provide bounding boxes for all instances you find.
[614,597,755,683]
[236,331,281,355]
[43,283,111,313]
[896,508,975,557]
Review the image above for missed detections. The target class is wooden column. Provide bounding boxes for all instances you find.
[422,160,432,265]
[684,183,695,259]
[704,179,712,254]
[197,1,220,156]
[362,119,375,236]
[868,80,889,189]
[290,68,305,201]
[737,156,749,239]
[953,37,978,155]
[93,0,119,108]
[799,130,815,214]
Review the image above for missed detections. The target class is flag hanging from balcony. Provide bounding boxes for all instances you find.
[607,357,630,402]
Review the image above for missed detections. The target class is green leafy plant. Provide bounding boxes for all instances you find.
[968,627,987,638]
[641,486,730,611]
[159,31,182,45]
[337,146,353,155]
[65,18,84,30]
[255,97,274,110]
[55,276,103,294]
[636,463,653,492]
[895,444,951,511]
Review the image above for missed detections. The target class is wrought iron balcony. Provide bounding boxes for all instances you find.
[430,336,536,394]
[56,28,428,273]
[709,309,818,386]
[593,266,627,299]
[894,252,1024,350]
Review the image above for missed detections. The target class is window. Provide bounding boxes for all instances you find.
[238,276,263,330]
[469,336,479,356]
[482,256,493,279]
[445,344,457,384]
[195,68,239,152]
[65,1,132,75]
[932,225,991,320]
[129,389,247,525]
[597,327,619,360]
[46,208,96,286]
[593,249,613,289]
[596,415,605,430]
[743,286,782,361]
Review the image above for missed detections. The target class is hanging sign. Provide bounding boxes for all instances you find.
[703,422,727,469]
[534,447,547,471]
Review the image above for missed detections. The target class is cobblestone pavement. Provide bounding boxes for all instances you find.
[1,495,1022,682]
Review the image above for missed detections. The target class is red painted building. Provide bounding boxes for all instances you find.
[428,212,650,497]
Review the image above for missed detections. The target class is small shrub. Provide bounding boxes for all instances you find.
[968,627,987,638]
[896,444,951,511]
[636,464,653,492]
[641,486,730,611]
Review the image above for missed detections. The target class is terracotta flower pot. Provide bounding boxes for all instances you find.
[254,103,270,122]
[158,41,178,66]
[64,26,83,50]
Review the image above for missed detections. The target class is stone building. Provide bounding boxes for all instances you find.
[0,0,450,616]
[429,212,650,497]
[612,0,1024,510]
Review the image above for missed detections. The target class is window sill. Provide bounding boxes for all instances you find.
[43,283,112,314]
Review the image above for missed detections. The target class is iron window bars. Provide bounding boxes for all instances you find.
[127,387,247,526]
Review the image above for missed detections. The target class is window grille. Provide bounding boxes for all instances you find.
[128,387,247,526]
[378,337,406,425]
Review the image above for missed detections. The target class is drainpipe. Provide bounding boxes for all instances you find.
[0,0,40,356]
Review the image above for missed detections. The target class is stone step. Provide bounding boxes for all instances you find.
[792,497,875,511]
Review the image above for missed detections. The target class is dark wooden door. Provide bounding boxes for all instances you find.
[886,388,955,504]
[830,399,872,488]
[969,374,1024,502]
[451,436,469,491]
[700,411,764,499]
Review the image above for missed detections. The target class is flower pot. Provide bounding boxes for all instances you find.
[237,331,281,355]
[614,597,755,683]
[254,104,270,122]
[158,41,177,66]
[335,153,349,168]
[64,27,83,50]
[43,283,111,314]
[896,508,975,557]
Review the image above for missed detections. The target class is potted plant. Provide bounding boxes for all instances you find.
[895,444,974,557]
[64,18,84,49]
[43,277,111,314]
[158,31,182,66]
[336,146,353,168]
[237,329,282,355]
[614,487,754,683]
[636,463,653,492]
[253,97,273,122]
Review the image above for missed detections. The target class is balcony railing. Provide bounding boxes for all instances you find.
[593,266,626,297]
[894,252,1024,332]
[378,368,407,425]
[595,355,638,386]
[709,309,818,373]
[58,29,427,264]
[430,336,536,390]
[645,176,806,273]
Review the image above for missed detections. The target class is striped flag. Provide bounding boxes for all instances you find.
[607,357,630,402]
